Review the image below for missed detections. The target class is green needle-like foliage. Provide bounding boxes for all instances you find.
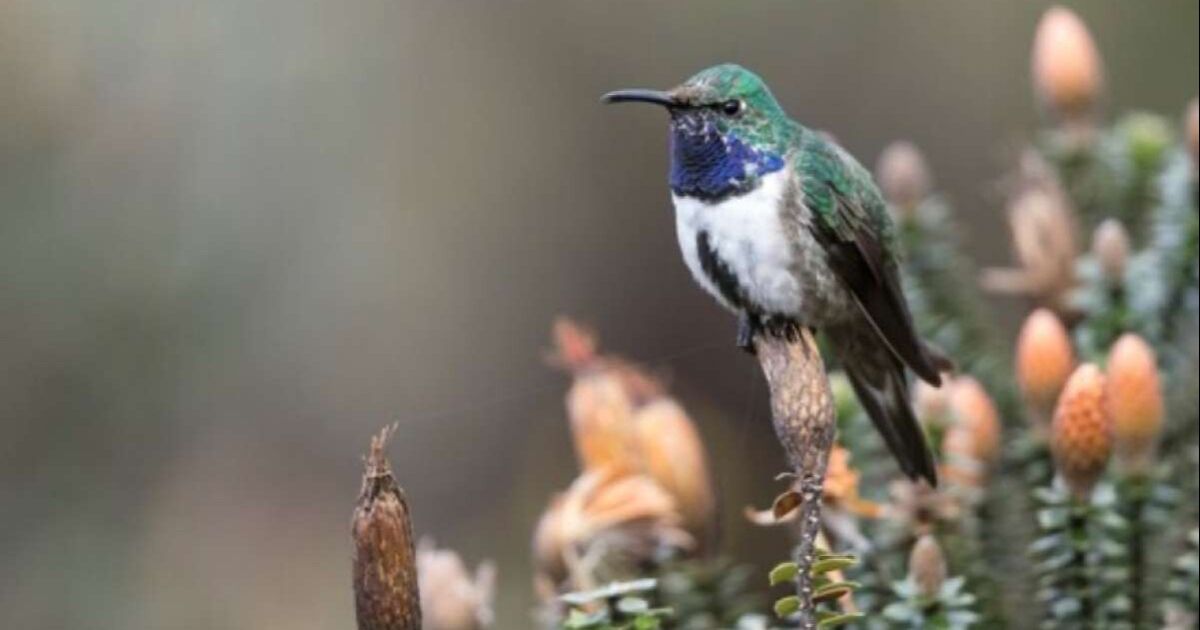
[1030,482,1135,629]
[880,576,979,630]
[560,579,674,630]
[1162,527,1199,628]
[657,558,767,629]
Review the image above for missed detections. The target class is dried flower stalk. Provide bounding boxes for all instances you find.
[753,328,836,629]
[353,425,422,630]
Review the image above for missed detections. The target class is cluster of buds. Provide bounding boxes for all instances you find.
[1019,309,1166,491]
[983,158,1080,315]
[418,540,497,630]
[1031,6,1104,126]
[534,318,715,599]
[1050,363,1112,500]
[1105,334,1164,475]
[1015,309,1077,433]
[876,141,932,218]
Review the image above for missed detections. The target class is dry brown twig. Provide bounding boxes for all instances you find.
[352,424,422,630]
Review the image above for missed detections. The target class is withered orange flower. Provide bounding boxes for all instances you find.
[744,445,883,526]
[532,470,691,596]
[565,371,641,476]
[633,398,716,545]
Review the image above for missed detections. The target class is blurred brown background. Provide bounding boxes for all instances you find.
[1,2,1196,628]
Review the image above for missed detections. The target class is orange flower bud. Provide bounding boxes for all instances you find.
[940,426,986,489]
[1106,334,1164,474]
[1050,364,1112,499]
[948,377,1002,464]
[1091,219,1129,283]
[908,535,947,599]
[876,141,932,213]
[633,399,715,544]
[1016,309,1076,427]
[1032,7,1103,120]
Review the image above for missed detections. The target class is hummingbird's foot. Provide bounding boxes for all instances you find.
[736,311,759,354]
[762,316,802,342]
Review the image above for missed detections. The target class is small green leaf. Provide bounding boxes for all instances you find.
[768,562,799,586]
[773,595,801,618]
[812,586,851,605]
[817,612,865,628]
[812,557,857,575]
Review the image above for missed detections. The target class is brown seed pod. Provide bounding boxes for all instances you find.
[1050,364,1113,499]
[908,534,948,600]
[1032,6,1104,120]
[352,426,422,630]
[1016,309,1076,428]
[1106,334,1164,475]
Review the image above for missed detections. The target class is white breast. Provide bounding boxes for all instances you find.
[672,170,804,316]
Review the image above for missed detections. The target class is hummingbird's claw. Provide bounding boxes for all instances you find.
[736,312,758,355]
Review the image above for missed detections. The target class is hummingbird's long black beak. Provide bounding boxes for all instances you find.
[601,89,676,107]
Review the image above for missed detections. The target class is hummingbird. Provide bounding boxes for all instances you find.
[603,64,947,486]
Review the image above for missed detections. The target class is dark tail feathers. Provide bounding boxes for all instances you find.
[843,362,938,487]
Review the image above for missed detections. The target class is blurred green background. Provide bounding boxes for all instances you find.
[1,1,1195,628]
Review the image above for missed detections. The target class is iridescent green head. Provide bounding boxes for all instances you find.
[603,64,795,200]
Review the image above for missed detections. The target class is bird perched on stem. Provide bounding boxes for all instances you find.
[603,64,948,486]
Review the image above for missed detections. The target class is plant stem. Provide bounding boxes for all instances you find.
[1123,476,1148,628]
[754,329,836,629]
[1069,502,1094,627]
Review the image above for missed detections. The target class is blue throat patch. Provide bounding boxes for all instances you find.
[669,123,784,201]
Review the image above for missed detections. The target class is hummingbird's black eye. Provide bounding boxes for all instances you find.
[721,99,744,116]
